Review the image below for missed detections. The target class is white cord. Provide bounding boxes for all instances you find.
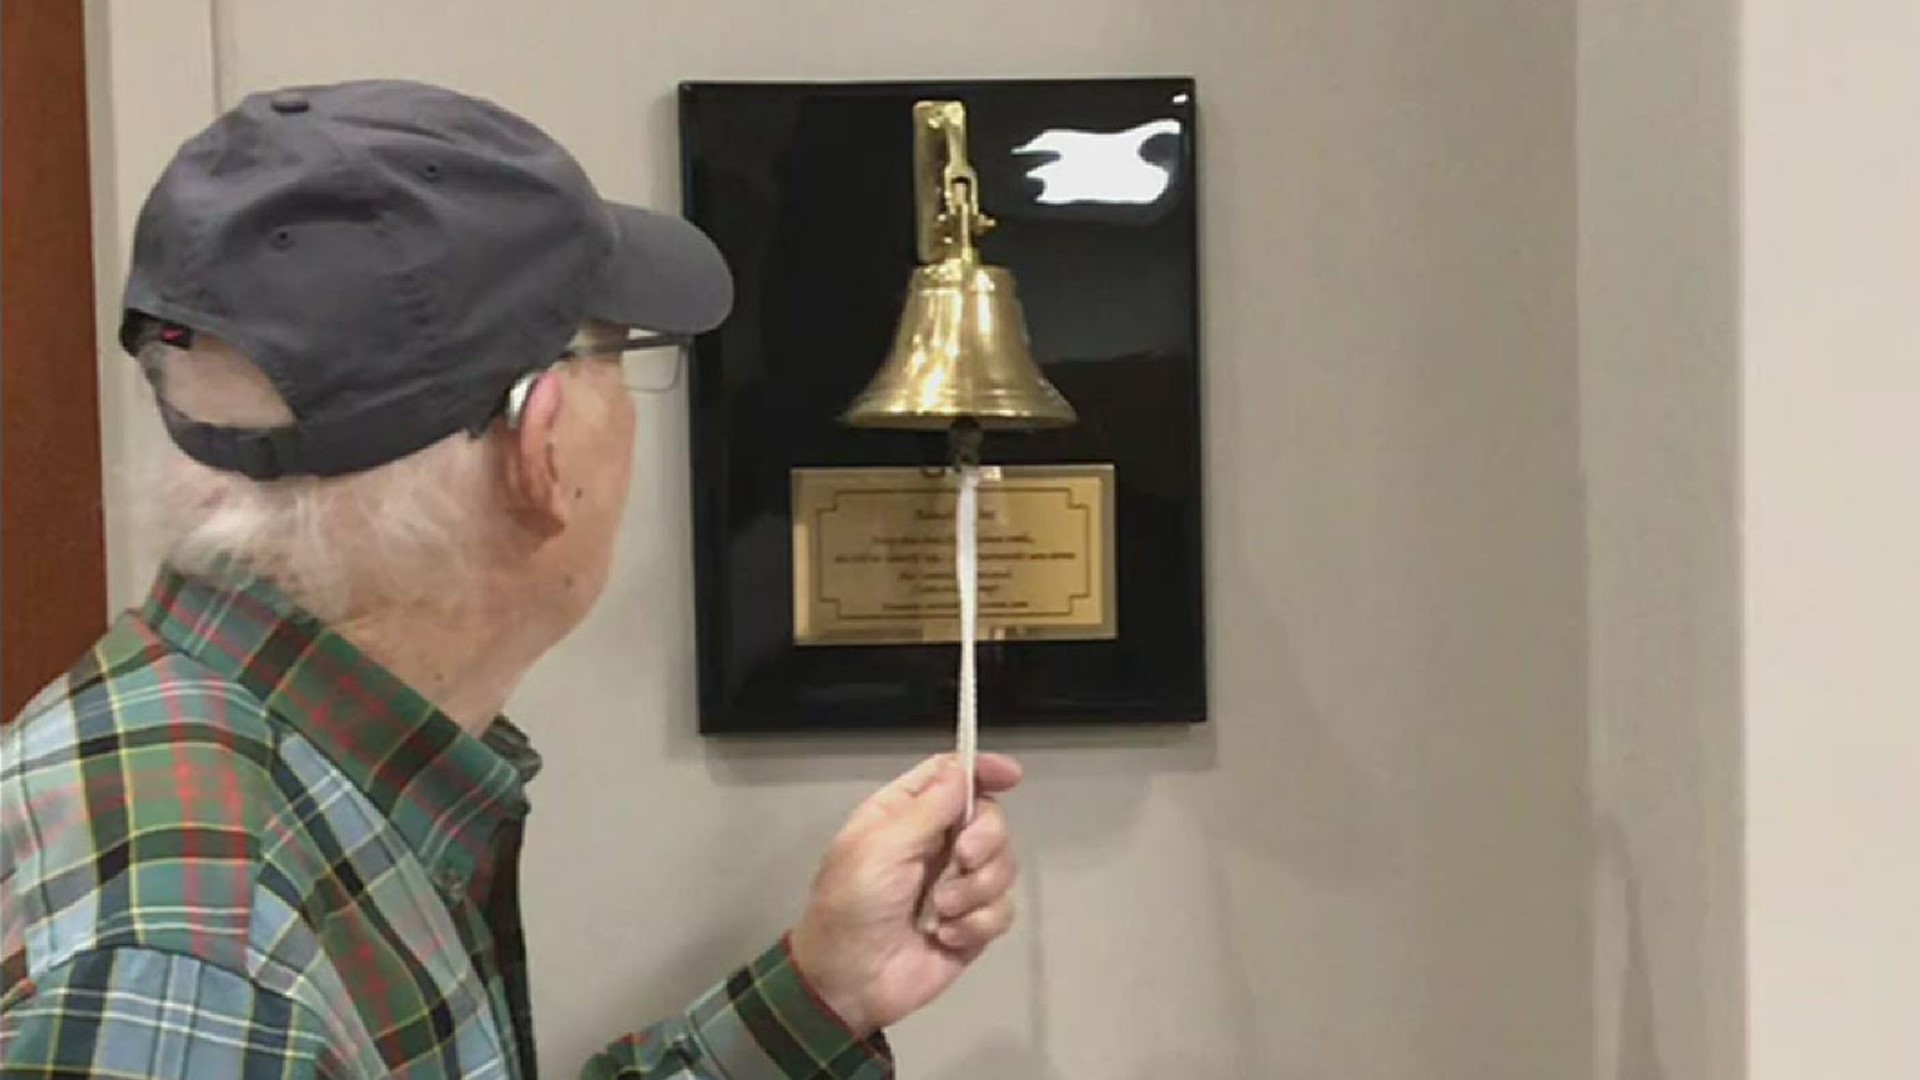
[956,465,980,823]
[208,0,236,113]
[918,465,981,938]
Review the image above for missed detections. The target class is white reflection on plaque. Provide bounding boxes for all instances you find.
[1013,119,1180,206]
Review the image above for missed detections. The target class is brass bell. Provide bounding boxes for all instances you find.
[842,101,1076,432]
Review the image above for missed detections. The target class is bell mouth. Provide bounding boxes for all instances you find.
[840,399,1077,431]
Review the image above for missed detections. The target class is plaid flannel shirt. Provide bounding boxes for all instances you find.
[0,569,891,1079]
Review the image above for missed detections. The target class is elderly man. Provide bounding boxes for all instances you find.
[0,80,1020,1079]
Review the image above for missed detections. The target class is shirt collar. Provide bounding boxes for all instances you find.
[140,566,543,887]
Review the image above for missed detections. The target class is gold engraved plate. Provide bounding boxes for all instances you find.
[792,465,1116,645]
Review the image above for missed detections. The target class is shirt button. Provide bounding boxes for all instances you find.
[269,91,310,115]
[435,869,466,898]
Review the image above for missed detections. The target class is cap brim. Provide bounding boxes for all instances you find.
[586,202,734,336]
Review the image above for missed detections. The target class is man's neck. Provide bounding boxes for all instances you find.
[331,597,554,734]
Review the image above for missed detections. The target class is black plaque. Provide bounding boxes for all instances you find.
[681,78,1206,734]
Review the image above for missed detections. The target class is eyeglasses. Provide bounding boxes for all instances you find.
[504,331,691,429]
[559,331,688,394]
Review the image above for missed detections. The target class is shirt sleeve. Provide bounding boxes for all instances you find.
[579,936,892,1080]
[0,947,333,1079]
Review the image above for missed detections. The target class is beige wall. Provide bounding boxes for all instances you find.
[1578,0,1743,1078]
[85,1,1588,1076]
[1581,0,1920,1074]
[1743,1,1920,1076]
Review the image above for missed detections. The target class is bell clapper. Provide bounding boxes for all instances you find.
[948,417,983,471]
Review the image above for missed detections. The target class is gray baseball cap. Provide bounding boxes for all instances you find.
[121,78,732,480]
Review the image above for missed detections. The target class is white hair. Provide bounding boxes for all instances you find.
[142,336,507,621]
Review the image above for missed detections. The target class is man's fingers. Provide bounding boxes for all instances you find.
[935,893,1016,952]
[932,849,1017,919]
[954,800,1009,872]
[973,753,1023,795]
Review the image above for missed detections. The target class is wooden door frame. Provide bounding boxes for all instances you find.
[2,0,109,718]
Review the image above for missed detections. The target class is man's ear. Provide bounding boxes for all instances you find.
[502,371,569,535]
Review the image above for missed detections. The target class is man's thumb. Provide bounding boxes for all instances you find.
[897,759,968,848]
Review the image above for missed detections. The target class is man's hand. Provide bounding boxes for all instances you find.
[788,753,1023,1037]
